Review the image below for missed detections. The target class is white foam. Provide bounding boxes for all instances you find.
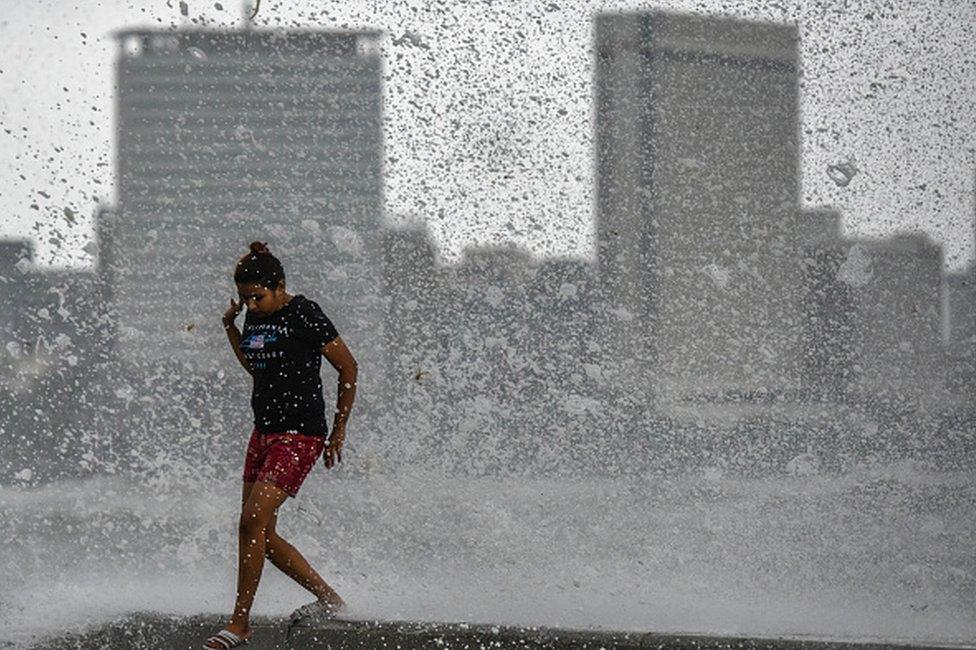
[2,469,975,649]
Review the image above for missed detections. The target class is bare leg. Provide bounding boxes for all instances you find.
[240,482,344,607]
[266,533,344,607]
[205,481,288,648]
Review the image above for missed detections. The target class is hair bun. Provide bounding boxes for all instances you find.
[248,241,270,255]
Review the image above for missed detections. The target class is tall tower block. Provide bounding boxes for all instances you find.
[944,168,976,398]
[112,29,387,406]
[595,11,803,407]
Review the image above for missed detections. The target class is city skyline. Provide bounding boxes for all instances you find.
[0,10,972,429]
[0,8,973,490]
[1,0,974,272]
[2,6,976,645]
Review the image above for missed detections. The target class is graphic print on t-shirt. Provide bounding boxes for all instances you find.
[239,295,340,437]
[241,325,288,370]
[243,332,278,351]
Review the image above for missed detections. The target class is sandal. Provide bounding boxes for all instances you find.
[286,600,343,639]
[289,599,342,623]
[202,628,250,649]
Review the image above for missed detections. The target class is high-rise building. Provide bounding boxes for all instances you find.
[0,241,116,485]
[378,221,441,448]
[594,11,803,409]
[797,209,859,401]
[524,256,606,453]
[797,207,951,409]
[945,176,976,399]
[380,221,440,385]
[526,257,598,379]
[844,233,948,408]
[93,203,120,352]
[451,243,535,401]
[0,240,36,359]
[945,261,975,397]
[110,28,387,408]
[426,244,537,471]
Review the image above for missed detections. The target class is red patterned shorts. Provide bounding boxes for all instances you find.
[242,427,326,498]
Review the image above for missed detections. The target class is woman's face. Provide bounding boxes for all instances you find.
[236,281,287,317]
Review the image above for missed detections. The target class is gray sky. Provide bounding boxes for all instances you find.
[1,0,974,271]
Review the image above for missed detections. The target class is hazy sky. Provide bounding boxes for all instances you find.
[1,0,974,271]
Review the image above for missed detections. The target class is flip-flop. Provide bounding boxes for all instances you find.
[286,600,342,639]
[202,628,249,649]
[289,599,341,623]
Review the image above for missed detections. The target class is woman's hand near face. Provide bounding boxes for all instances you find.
[223,298,252,375]
[223,298,243,325]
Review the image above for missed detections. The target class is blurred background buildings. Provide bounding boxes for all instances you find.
[107,28,390,413]
[2,11,974,484]
[594,12,805,414]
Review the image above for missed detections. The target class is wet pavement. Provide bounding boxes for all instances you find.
[23,612,976,650]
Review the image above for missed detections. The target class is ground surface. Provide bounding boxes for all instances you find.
[20,612,976,650]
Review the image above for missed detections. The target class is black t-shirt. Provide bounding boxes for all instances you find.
[239,294,339,437]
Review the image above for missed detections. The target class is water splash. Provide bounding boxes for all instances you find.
[392,31,430,50]
[2,468,975,648]
[836,243,873,287]
[826,161,859,187]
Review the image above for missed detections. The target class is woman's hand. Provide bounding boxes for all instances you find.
[324,425,345,469]
[223,298,242,326]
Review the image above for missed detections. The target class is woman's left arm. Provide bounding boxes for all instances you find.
[322,336,358,467]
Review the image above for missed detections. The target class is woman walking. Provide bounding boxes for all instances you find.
[204,241,358,649]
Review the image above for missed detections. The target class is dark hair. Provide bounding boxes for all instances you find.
[234,241,285,289]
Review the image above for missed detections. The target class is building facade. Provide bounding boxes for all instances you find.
[946,263,975,398]
[594,11,804,411]
[797,209,859,401]
[110,28,388,411]
[847,234,948,408]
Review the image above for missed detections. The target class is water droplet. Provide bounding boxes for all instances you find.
[836,244,872,287]
[785,452,819,476]
[702,262,731,289]
[826,161,859,187]
[179,1,189,16]
[300,219,321,236]
[233,125,253,141]
[187,46,207,60]
[392,31,430,50]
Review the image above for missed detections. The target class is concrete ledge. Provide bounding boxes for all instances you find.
[25,613,974,650]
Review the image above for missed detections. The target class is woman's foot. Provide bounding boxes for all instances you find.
[203,624,251,649]
[289,597,344,623]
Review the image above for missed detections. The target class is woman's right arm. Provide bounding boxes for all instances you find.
[223,299,252,375]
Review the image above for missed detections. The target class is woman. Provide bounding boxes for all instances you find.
[204,241,358,649]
